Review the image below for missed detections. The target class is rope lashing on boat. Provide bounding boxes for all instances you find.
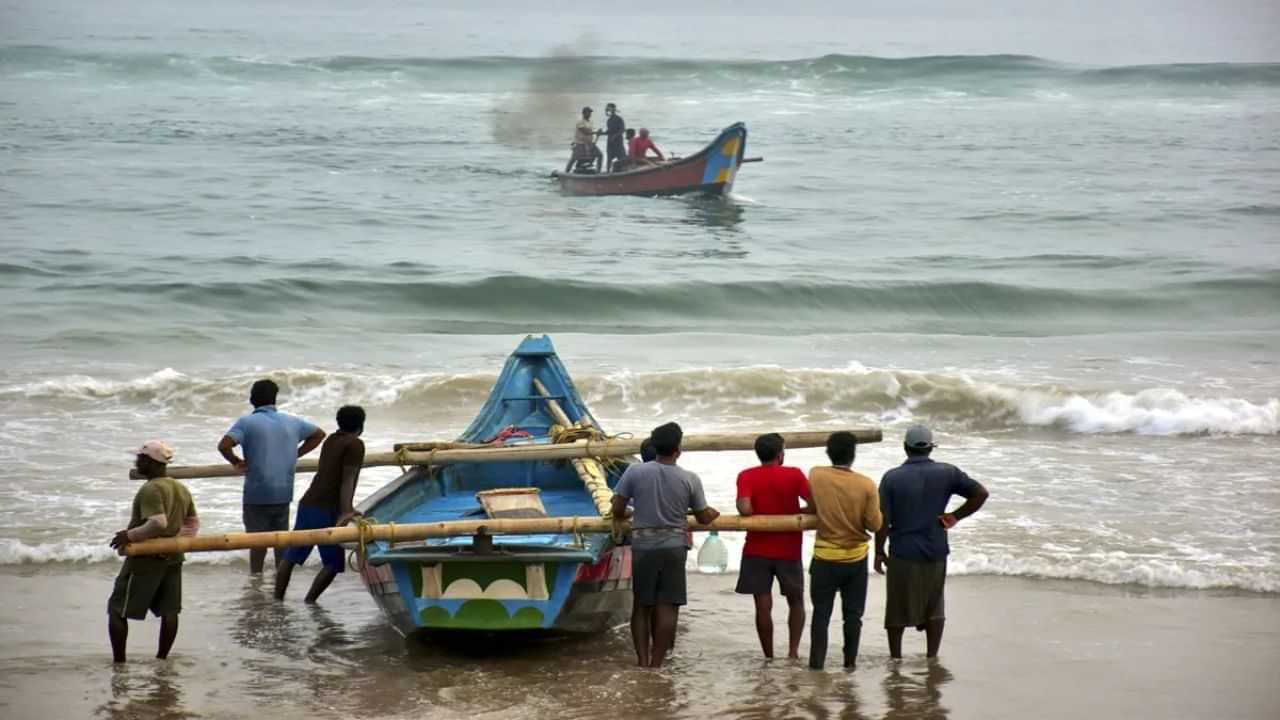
[350,517,397,571]
[353,516,376,571]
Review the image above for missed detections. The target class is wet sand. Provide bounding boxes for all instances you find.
[1,564,1277,720]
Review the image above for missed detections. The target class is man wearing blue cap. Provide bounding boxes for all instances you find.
[874,424,988,659]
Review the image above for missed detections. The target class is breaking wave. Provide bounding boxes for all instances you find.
[4,365,1276,436]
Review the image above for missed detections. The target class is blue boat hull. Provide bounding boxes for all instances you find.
[356,336,632,636]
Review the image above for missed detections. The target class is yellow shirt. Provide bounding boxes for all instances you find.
[809,466,882,563]
[574,119,595,145]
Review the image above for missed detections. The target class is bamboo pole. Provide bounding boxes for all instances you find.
[131,429,882,480]
[124,514,817,556]
[531,378,614,518]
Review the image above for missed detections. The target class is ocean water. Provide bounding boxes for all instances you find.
[2,0,1279,604]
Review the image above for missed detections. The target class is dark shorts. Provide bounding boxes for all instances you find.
[884,557,947,629]
[243,502,290,533]
[108,558,182,620]
[283,504,345,573]
[633,547,688,607]
[735,554,805,598]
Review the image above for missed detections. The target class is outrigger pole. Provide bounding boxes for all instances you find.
[130,429,883,480]
[124,514,818,557]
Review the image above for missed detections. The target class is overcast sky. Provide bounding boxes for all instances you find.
[3,0,1277,63]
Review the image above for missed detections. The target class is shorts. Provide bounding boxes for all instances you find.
[735,554,805,598]
[884,557,947,629]
[108,558,182,620]
[283,504,345,573]
[243,502,290,533]
[633,547,688,607]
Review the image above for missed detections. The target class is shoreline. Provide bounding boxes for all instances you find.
[3,564,1277,720]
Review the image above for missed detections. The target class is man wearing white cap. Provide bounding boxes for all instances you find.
[107,440,199,663]
[874,424,988,660]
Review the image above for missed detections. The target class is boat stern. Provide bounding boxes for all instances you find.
[359,544,631,636]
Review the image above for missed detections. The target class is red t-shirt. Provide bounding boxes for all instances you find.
[629,135,658,160]
[736,465,811,561]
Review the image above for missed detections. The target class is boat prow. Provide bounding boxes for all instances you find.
[553,122,751,197]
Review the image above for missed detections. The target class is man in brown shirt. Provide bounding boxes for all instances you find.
[274,405,366,602]
[806,431,882,670]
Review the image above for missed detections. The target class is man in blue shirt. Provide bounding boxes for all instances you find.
[218,379,325,574]
[874,425,988,659]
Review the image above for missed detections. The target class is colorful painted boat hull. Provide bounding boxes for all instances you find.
[553,123,748,197]
[355,336,633,636]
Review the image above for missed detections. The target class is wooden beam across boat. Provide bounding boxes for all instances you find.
[531,377,613,517]
[129,428,883,480]
[123,513,818,556]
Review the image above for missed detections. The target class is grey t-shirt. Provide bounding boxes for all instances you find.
[613,460,709,550]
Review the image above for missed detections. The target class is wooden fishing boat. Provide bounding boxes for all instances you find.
[553,122,754,197]
[353,336,632,636]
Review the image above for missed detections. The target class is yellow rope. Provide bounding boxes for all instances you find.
[354,517,375,570]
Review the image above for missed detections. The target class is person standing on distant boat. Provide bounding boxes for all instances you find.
[611,421,720,668]
[628,128,665,167]
[735,432,812,660]
[275,405,366,603]
[107,441,199,663]
[875,425,988,659]
[566,105,603,173]
[806,431,882,670]
[603,102,627,172]
[218,379,325,574]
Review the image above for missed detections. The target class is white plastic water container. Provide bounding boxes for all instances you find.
[696,530,729,573]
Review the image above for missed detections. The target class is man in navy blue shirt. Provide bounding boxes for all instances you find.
[874,425,988,659]
[218,379,325,574]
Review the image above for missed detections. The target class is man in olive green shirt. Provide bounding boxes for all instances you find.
[107,440,199,663]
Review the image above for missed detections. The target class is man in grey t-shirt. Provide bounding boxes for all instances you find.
[612,422,720,668]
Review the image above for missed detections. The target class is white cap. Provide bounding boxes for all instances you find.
[137,440,174,464]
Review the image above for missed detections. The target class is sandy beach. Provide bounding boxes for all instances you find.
[2,564,1276,720]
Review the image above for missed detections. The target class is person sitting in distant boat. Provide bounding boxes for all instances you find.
[565,106,603,174]
[614,128,638,172]
[274,405,366,604]
[628,128,665,167]
[611,422,720,669]
[107,441,199,663]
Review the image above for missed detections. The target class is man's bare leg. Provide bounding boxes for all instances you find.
[649,604,678,668]
[157,614,178,659]
[249,548,267,575]
[108,614,128,663]
[888,626,905,659]
[753,593,774,658]
[785,593,806,659]
[274,559,295,600]
[925,619,945,658]
[304,568,338,603]
[630,602,652,667]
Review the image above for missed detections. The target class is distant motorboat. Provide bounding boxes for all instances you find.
[553,123,759,197]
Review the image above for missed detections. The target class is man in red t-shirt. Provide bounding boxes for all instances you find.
[628,128,665,166]
[735,433,812,659]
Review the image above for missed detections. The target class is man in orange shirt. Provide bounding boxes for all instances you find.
[806,431,882,670]
[735,433,812,659]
